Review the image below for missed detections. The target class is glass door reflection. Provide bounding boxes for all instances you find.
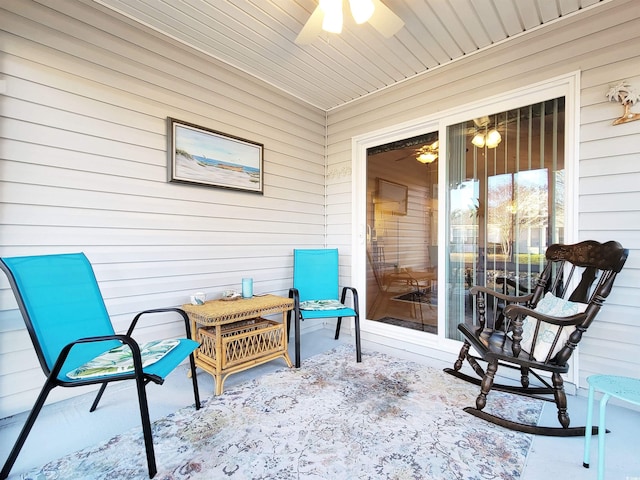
[366,132,439,333]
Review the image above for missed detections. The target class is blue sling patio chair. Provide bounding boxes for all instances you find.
[0,253,201,479]
[288,248,362,368]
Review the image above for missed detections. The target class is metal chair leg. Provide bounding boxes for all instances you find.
[294,308,301,368]
[133,374,157,478]
[597,394,611,480]
[354,314,362,362]
[188,353,201,410]
[1,381,55,479]
[583,383,596,469]
[90,382,108,412]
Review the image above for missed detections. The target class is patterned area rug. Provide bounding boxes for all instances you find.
[22,346,541,480]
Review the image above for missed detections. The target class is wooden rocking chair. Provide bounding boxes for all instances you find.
[445,240,628,436]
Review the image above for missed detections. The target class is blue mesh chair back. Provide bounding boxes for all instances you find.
[293,249,340,302]
[2,253,119,378]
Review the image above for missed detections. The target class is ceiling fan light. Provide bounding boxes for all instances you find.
[486,129,502,148]
[473,116,490,128]
[322,14,343,33]
[349,0,375,24]
[417,152,437,164]
[320,0,343,33]
[471,133,485,148]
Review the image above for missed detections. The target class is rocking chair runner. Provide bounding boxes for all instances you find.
[445,240,628,436]
[0,253,201,479]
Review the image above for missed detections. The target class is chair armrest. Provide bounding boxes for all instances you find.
[503,304,588,359]
[52,334,148,384]
[469,285,534,304]
[340,286,359,314]
[289,287,300,305]
[469,285,534,332]
[126,308,191,339]
[503,304,588,327]
[288,288,300,326]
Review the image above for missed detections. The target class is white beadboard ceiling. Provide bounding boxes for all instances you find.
[91,0,609,111]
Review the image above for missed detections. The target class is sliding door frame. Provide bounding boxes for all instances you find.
[352,71,581,381]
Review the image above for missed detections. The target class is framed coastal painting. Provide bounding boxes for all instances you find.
[167,118,264,194]
[376,178,407,215]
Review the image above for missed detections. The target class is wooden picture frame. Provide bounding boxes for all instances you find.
[167,117,263,194]
[376,178,408,215]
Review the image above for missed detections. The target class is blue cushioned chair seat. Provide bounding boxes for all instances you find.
[300,307,357,319]
[61,338,199,382]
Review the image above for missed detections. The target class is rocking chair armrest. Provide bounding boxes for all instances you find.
[469,285,534,304]
[504,304,588,327]
[126,308,192,338]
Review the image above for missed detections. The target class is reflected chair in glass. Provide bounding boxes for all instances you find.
[445,240,628,436]
[380,267,436,326]
[366,249,421,322]
[583,375,640,479]
[0,253,201,479]
[288,248,362,368]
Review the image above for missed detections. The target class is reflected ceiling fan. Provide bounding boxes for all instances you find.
[296,0,404,45]
[415,141,439,164]
[387,141,439,164]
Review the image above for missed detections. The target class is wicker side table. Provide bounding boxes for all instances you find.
[182,294,293,395]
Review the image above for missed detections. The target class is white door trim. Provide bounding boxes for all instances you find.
[352,71,581,379]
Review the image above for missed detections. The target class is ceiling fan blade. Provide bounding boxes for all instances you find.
[368,0,404,38]
[295,6,324,45]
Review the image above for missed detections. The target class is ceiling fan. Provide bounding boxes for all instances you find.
[295,0,404,45]
[415,141,439,164]
[387,141,439,164]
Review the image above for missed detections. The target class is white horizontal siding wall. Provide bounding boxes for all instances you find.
[0,0,326,417]
[326,0,640,387]
[579,65,640,384]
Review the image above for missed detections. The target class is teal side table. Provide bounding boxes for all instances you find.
[583,375,640,479]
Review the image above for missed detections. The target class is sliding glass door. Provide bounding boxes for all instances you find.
[445,98,566,340]
[355,72,578,353]
[366,132,439,334]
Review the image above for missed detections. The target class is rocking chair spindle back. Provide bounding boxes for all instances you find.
[444,240,628,436]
